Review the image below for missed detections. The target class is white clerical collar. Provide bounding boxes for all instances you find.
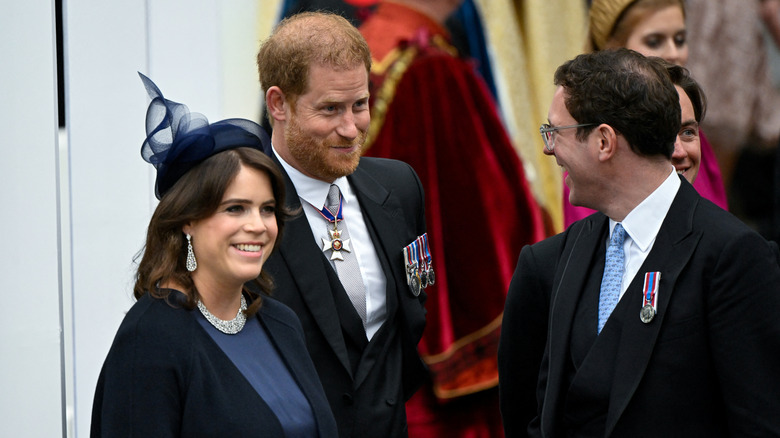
[272,145,352,209]
[609,167,680,252]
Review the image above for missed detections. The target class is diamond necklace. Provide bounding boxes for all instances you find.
[197,295,247,334]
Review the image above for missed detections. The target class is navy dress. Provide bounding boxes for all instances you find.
[91,291,337,437]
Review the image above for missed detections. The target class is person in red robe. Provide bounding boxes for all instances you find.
[360,2,546,436]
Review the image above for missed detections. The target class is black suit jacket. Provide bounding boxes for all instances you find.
[91,293,338,437]
[499,178,780,437]
[262,156,428,437]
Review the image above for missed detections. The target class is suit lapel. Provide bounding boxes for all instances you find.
[346,166,408,389]
[348,166,407,293]
[604,181,703,436]
[542,215,608,435]
[274,160,353,377]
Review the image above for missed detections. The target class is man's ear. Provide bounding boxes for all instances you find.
[597,124,618,162]
[266,86,288,123]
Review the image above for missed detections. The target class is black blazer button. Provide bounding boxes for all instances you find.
[386,398,396,406]
[342,393,354,405]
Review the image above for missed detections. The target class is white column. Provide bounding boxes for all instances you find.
[0,1,65,437]
[64,1,151,436]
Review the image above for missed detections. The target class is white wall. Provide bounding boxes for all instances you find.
[0,1,270,436]
[64,1,152,436]
[0,1,65,437]
[65,1,265,436]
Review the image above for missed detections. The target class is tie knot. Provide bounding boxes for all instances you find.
[326,184,341,214]
[610,223,626,247]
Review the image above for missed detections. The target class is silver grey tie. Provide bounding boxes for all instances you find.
[325,184,367,327]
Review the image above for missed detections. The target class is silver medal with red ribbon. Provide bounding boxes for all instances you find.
[640,271,660,323]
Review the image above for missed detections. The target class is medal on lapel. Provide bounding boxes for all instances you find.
[422,234,435,286]
[640,271,660,323]
[415,239,429,289]
[404,243,421,296]
[403,234,434,297]
[316,194,352,261]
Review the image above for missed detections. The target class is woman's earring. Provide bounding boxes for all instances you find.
[185,233,197,272]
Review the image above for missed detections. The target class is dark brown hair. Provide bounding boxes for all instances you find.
[666,63,707,123]
[134,147,293,316]
[554,48,680,158]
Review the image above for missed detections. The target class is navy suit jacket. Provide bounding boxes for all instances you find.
[499,178,780,437]
[262,156,428,437]
[91,293,338,437]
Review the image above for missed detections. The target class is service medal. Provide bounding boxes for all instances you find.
[403,244,420,295]
[640,271,661,324]
[640,303,656,323]
[413,240,428,289]
[421,234,434,286]
[410,273,421,297]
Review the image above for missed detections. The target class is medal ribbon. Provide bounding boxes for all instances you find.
[315,195,344,224]
[422,234,435,285]
[415,237,427,272]
[410,240,420,272]
[422,234,432,266]
[642,271,661,308]
[403,245,416,279]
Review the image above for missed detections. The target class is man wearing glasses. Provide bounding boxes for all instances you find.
[498,49,780,437]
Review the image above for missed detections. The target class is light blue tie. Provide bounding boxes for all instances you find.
[598,223,626,334]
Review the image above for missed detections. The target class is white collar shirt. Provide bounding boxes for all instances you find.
[272,146,387,340]
[608,168,680,300]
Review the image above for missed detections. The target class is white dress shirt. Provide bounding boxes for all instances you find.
[607,167,680,300]
[273,147,387,340]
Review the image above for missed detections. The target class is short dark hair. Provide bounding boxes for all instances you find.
[666,63,707,123]
[134,147,294,317]
[554,48,680,158]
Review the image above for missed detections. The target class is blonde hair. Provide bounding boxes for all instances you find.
[587,0,685,52]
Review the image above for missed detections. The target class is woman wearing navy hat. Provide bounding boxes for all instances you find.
[90,74,337,437]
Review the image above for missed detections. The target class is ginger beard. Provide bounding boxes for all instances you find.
[284,109,367,182]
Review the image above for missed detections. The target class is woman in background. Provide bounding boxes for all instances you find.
[563,0,728,227]
[667,62,707,184]
[90,74,337,437]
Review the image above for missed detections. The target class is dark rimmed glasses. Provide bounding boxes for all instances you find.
[539,123,596,151]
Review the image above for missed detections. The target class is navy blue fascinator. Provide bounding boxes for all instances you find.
[138,72,271,199]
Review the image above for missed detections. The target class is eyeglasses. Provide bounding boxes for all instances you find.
[539,123,596,151]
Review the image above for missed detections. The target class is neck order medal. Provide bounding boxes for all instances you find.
[322,219,352,261]
[317,193,352,261]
